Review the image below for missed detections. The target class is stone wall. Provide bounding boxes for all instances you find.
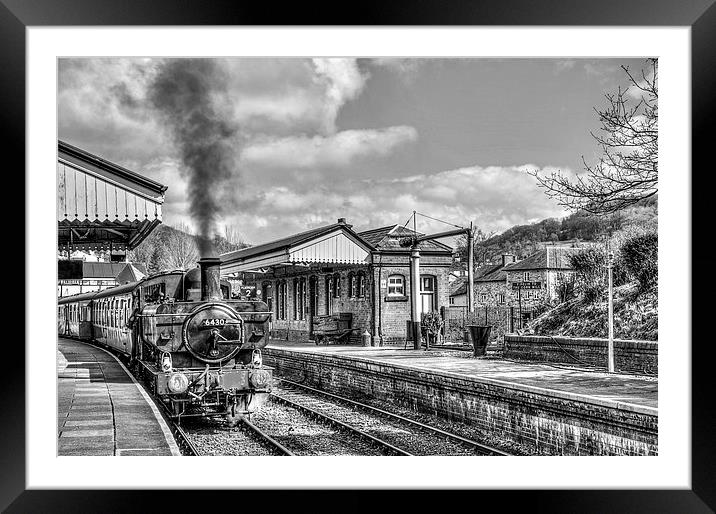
[264,348,658,456]
[503,335,658,375]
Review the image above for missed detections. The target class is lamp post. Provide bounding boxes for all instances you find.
[607,250,615,373]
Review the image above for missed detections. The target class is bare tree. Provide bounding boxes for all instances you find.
[530,59,657,214]
[455,226,496,266]
[160,222,199,270]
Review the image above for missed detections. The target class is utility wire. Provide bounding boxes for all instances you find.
[415,211,465,230]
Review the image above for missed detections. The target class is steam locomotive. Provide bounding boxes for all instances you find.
[57,257,273,423]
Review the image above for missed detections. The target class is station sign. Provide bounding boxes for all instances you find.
[512,281,542,290]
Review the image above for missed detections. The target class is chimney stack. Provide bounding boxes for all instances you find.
[198,257,222,301]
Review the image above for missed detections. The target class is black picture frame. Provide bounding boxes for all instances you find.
[4,1,713,511]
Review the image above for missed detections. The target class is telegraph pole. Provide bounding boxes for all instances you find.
[607,250,615,373]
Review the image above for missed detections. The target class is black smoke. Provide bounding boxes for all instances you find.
[148,59,238,256]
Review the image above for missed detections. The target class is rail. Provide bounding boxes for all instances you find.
[276,378,511,456]
[269,392,413,456]
[238,415,295,456]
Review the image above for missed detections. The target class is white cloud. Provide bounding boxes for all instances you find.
[312,58,369,133]
[240,126,418,169]
[222,163,573,244]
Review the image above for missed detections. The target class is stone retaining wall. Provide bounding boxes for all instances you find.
[503,335,658,375]
[264,348,658,456]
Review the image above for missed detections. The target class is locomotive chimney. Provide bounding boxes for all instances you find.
[198,256,222,301]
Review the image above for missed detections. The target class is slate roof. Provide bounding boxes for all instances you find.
[503,247,578,271]
[450,278,467,296]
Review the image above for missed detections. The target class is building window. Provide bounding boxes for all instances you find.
[348,273,356,298]
[300,278,307,320]
[293,279,307,320]
[276,280,288,320]
[333,274,341,298]
[449,297,455,305]
[358,272,366,298]
[325,276,333,315]
[387,275,405,296]
[480,293,488,303]
[523,272,530,281]
[497,293,505,304]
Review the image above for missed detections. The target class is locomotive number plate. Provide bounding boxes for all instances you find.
[201,318,227,327]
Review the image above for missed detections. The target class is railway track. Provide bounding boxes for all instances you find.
[274,378,512,456]
[268,392,412,456]
[236,415,295,456]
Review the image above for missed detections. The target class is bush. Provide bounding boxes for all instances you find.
[568,246,631,303]
[620,231,658,291]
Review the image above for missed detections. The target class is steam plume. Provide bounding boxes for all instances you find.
[148,59,238,256]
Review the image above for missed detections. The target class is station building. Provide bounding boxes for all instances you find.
[220,219,453,345]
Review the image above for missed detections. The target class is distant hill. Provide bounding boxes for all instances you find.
[458,197,657,263]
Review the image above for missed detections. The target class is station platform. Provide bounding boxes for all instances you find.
[57,338,181,456]
[267,340,657,412]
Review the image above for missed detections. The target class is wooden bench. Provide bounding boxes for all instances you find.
[312,313,356,345]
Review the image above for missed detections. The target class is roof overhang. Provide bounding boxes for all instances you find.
[57,140,166,251]
[221,227,371,275]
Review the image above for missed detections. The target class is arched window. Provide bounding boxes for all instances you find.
[387,274,405,296]
[348,272,356,298]
[275,280,288,320]
[325,276,333,315]
[293,279,299,320]
[357,272,366,298]
[333,274,341,298]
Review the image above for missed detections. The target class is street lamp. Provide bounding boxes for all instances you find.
[607,250,615,373]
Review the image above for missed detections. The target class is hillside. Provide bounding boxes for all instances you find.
[526,283,657,341]
[458,197,657,262]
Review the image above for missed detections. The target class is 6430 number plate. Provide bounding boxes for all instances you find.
[201,318,227,327]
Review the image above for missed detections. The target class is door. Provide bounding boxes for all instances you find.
[420,275,436,314]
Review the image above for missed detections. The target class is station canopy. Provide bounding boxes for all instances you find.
[220,220,372,275]
[57,140,167,252]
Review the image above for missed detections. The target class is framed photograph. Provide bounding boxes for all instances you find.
[7,0,713,511]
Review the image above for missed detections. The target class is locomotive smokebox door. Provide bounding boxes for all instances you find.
[182,303,244,364]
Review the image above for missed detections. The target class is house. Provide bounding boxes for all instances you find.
[448,256,516,307]
[503,246,578,307]
[221,218,453,345]
[449,247,579,309]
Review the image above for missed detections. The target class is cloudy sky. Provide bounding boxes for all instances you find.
[58,57,648,245]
